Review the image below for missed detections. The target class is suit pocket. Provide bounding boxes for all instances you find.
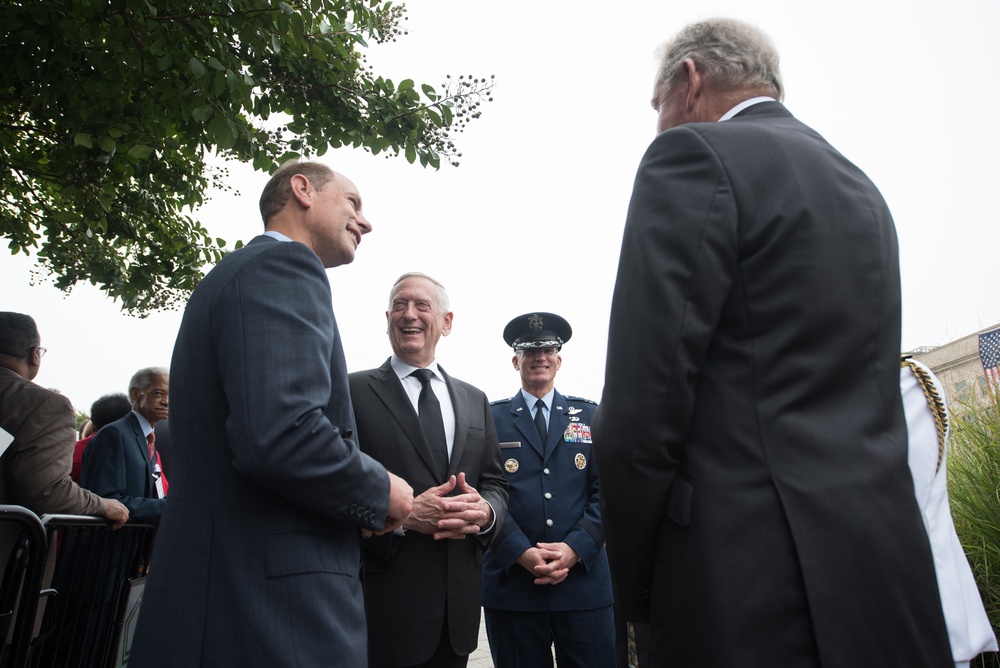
[665,475,694,527]
[265,532,357,578]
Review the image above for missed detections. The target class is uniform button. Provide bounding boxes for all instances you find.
[543,468,550,475]
[546,519,554,527]
[349,504,357,513]
[544,493,552,499]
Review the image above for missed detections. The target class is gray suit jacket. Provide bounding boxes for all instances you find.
[595,103,952,667]
[349,360,508,667]
[129,236,391,667]
[0,367,106,515]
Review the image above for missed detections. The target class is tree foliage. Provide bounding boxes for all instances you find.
[1,0,494,315]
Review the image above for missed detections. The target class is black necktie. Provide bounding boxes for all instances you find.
[534,398,547,442]
[411,369,449,472]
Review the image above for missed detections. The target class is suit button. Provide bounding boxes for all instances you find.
[546,519,554,527]
[544,493,552,500]
[543,468,550,475]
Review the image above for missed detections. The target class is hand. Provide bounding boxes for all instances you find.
[516,542,579,585]
[377,472,414,535]
[404,473,490,540]
[102,499,129,530]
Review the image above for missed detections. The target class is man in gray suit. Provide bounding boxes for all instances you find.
[129,161,413,667]
[349,272,508,668]
[594,18,952,667]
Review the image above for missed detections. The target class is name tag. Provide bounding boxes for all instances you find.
[499,441,521,449]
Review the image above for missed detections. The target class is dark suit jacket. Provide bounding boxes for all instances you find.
[594,102,952,667]
[0,367,106,516]
[484,390,612,612]
[349,359,508,667]
[80,412,165,524]
[129,236,392,667]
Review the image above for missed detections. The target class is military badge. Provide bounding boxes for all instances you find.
[567,406,582,415]
[505,458,519,473]
[575,453,587,470]
[563,422,593,444]
[528,313,544,331]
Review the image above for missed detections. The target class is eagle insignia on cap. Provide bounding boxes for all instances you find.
[528,313,544,331]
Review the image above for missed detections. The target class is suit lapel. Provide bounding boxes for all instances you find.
[368,360,446,480]
[126,413,153,495]
[545,391,570,461]
[440,366,466,476]
[510,392,545,457]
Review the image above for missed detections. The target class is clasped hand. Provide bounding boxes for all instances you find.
[517,542,579,585]
[405,472,492,540]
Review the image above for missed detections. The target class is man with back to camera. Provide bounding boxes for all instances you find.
[349,272,508,668]
[81,367,170,524]
[484,312,615,668]
[593,18,953,667]
[0,311,128,526]
[128,161,414,667]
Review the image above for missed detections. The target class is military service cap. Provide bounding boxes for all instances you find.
[503,312,572,351]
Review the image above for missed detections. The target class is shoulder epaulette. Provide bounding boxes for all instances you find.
[565,396,597,405]
[490,397,514,406]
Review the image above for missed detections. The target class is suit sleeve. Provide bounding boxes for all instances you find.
[476,396,508,547]
[216,243,390,529]
[8,393,107,516]
[594,127,738,620]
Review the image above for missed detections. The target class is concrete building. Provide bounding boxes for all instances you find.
[909,323,1000,415]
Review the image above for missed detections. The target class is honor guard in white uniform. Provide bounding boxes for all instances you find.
[483,313,615,668]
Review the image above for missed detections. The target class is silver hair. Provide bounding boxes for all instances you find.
[128,366,169,394]
[389,272,450,314]
[655,18,784,102]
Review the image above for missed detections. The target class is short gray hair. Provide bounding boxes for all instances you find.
[656,18,783,101]
[389,272,450,314]
[129,366,169,395]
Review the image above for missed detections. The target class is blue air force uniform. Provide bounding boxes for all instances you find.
[483,313,614,668]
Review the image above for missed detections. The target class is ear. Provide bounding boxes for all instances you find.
[681,58,704,111]
[289,173,313,208]
[511,354,520,371]
[129,386,142,405]
[556,354,562,371]
[440,311,454,337]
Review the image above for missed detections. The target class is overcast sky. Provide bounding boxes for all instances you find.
[4,0,999,416]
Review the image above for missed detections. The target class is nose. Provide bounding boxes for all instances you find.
[356,212,372,235]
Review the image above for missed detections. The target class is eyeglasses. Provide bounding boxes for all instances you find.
[35,346,47,358]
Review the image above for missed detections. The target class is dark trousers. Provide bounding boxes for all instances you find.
[484,606,616,668]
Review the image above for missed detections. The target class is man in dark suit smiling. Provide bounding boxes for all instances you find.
[350,272,508,668]
[129,161,413,667]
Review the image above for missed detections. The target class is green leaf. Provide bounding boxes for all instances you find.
[398,79,414,91]
[188,57,206,78]
[405,144,416,163]
[74,133,93,148]
[128,144,154,159]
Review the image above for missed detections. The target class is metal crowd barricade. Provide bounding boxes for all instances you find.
[0,506,48,668]
[28,516,155,668]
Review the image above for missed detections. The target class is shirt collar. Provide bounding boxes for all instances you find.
[719,96,776,122]
[263,230,293,242]
[131,410,154,438]
[390,355,441,382]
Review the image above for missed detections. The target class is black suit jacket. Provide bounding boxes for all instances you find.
[349,359,508,667]
[81,412,165,524]
[595,103,952,667]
